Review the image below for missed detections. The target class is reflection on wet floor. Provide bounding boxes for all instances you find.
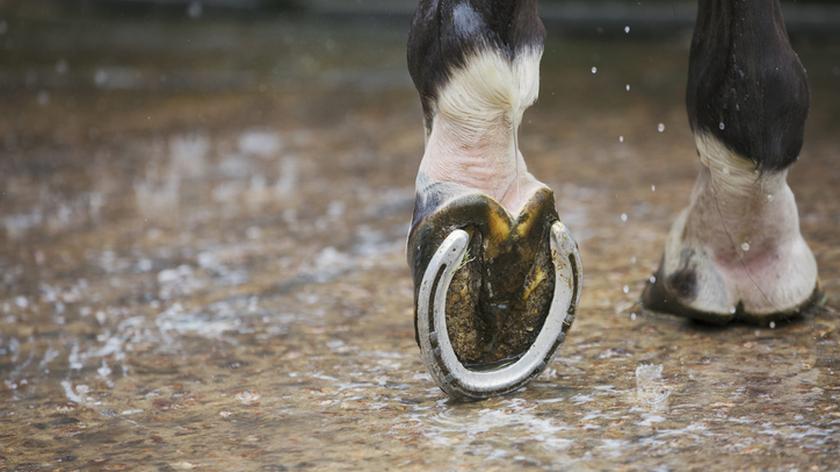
[1,13,839,470]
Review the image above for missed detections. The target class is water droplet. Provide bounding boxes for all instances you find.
[235,390,261,405]
[94,69,108,87]
[719,121,726,130]
[591,66,598,75]
[657,123,666,133]
[625,84,631,92]
[730,306,737,314]
[97,360,111,378]
[651,185,656,192]
[188,1,203,18]
[769,321,776,329]
[36,90,50,106]
[741,242,751,252]
[619,135,624,143]
[649,275,657,284]
[620,213,628,223]
[767,193,774,202]
[630,312,637,320]
[624,26,631,34]
[623,285,630,294]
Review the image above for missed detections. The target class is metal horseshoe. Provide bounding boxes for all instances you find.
[416,221,583,400]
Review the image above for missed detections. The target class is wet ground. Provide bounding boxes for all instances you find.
[1,13,839,471]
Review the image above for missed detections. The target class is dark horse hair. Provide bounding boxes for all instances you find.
[686,0,810,172]
[406,0,545,131]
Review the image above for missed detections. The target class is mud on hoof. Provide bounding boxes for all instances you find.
[408,188,581,400]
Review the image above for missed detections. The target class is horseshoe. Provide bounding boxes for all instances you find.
[416,221,583,400]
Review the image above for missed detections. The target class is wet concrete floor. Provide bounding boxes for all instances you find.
[1,14,839,471]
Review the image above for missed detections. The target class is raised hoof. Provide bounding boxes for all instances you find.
[408,190,582,400]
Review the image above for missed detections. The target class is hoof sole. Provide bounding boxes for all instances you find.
[416,222,582,400]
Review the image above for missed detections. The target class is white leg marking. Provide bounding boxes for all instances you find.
[661,133,818,316]
[417,47,546,216]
